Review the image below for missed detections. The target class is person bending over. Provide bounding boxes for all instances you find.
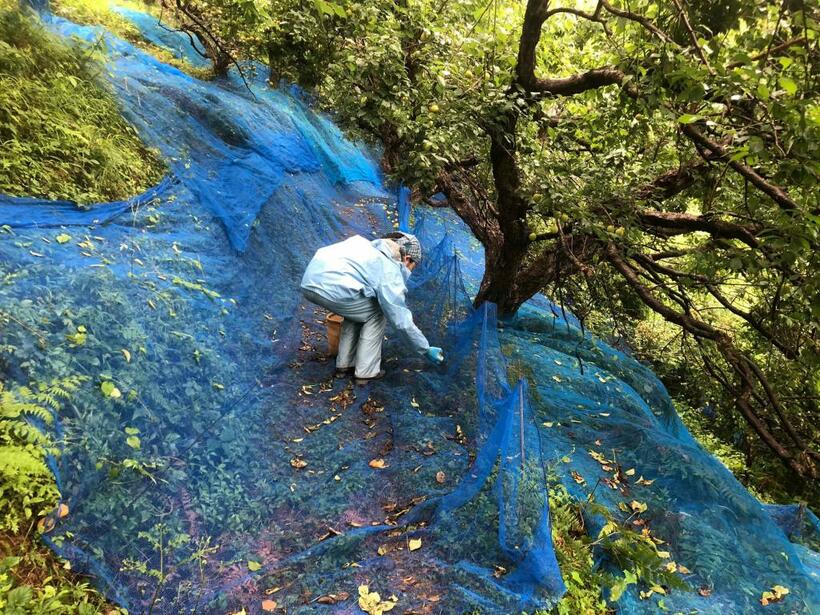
[300,231,444,385]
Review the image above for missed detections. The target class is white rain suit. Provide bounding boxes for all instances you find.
[300,235,430,378]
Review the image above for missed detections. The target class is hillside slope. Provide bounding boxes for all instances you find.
[0,5,817,615]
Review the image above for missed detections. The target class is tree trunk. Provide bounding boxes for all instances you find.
[474,240,531,316]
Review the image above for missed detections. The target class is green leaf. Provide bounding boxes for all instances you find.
[100,381,122,399]
[124,426,140,435]
[778,76,797,96]
[248,560,262,571]
[126,435,141,450]
[677,114,701,124]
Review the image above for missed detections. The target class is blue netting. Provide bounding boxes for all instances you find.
[1,5,818,614]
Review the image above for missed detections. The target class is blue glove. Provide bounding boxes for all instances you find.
[425,346,445,365]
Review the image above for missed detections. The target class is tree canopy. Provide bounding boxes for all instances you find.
[158,0,818,484]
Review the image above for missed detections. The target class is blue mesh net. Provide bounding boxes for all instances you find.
[1,5,818,614]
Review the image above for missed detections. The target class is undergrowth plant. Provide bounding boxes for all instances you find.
[0,374,122,614]
[545,480,689,614]
[0,377,84,532]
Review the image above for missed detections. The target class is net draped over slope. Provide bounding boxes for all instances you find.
[0,6,817,614]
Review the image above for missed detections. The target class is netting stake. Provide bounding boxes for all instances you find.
[519,381,526,469]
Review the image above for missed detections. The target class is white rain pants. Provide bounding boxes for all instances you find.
[303,289,386,378]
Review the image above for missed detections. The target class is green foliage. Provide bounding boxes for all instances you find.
[544,480,689,614]
[0,539,124,614]
[546,483,607,615]
[0,377,84,533]
[0,4,166,204]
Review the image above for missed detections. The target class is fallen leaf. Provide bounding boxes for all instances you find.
[55,233,72,244]
[571,470,586,485]
[261,599,277,611]
[625,468,636,476]
[121,349,131,363]
[630,500,648,513]
[316,592,349,604]
[369,458,387,469]
[358,585,397,615]
[760,584,789,605]
[678,564,691,574]
[290,458,308,469]
[698,586,712,597]
[435,471,445,484]
[410,397,419,408]
[248,560,262,571]
[408,538,422,551]
[57,503,69,518]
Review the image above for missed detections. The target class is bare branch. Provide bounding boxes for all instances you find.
[599,0,674,44]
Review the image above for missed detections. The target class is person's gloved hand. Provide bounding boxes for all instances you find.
[425,346,445,365]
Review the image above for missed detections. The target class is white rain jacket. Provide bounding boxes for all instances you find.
[300,235,430,354]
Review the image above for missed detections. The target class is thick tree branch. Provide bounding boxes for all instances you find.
[637,211,761,248]
[681,124,801,212]
[605,244,720,339]
[517,1,631,96]
[435,171,500,247]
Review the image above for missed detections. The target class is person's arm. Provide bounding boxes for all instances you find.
[374,272,430,355]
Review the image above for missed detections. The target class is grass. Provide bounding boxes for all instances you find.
[0,1,166,204]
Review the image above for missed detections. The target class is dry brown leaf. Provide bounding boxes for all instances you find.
[57,503,69,518]
[290,458,307,469]
[369,458,387,469]
[698,587,712,597]
[435,471,446,484]
[261,599,277,612]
